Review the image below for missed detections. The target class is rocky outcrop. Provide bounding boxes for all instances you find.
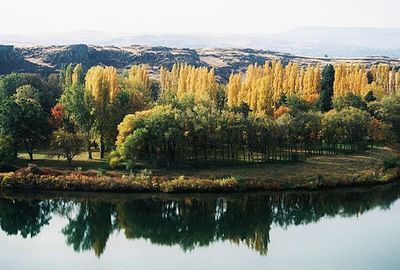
[1,44,400,82]
[0,45,46,74]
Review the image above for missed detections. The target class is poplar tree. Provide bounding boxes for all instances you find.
[318,64,335,112]
[85,66,120,158]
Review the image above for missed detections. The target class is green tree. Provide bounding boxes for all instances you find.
[51,128,83,166]
[12,85,50,160]
[61,65,96,160]
[333,92,367,111]
[0,135,16,164]
[318,64,335,112]
[369,95,400,142]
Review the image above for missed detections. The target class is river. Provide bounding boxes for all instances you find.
[0,183,399,270]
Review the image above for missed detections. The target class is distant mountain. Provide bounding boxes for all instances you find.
[1,44,400,82]
[1,27,400,58]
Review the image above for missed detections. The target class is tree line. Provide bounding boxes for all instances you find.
[0,61,399,168]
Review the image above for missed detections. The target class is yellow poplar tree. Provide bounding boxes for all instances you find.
[85,65,120,158]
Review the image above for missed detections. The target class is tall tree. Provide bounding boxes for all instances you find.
[318,64,335,112]
[12,85,49,160]
[85,66,120,158]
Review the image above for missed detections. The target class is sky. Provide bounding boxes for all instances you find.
[1,0,399,35]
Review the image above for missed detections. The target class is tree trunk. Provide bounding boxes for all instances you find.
[24,139,34,161]
[100,134,105,159]
[87,140,93,160]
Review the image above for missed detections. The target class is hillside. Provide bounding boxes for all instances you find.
[1,44,400,82]
[2,27,400,57]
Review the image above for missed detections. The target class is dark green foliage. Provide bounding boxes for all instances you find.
[0,135,16,163]
[9,85,50,160]
[286,95,316,113]
[0,198,52,238]
[0,162,17,172]
[364,90,376,103]
[276,95,287,108]
[0,73,57,112]
[383,156,400,170]
[118,99,373,168]
[149,79,160,101]
[318,64,335,112]
[233,102,251,118]
[333,92,367,111]
[321,108,371,152]
[369,95,400,142]
[215,85,227,111]
[61,83,95,159]
[367,71,374,84]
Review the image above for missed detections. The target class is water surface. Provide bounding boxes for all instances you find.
[1,184,400,270]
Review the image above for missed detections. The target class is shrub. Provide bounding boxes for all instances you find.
[136,169,153,182]
[108,150,121,169]
[383,156,400,170]
[0,135,16,162]
[96,168,107,177]
[25,164,43,175]
[159,176,238,193]
[125,160,135,172]
[333,92,367,111]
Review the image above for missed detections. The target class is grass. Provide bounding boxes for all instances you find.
[1,147,398,193]
[153,147,393,181]
[15,149,108,170]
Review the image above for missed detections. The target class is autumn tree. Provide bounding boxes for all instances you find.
[160,64,217,102]
[85,66,120,158]
[60,64,96,159]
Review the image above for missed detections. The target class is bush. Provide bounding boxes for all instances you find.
[96,168,107,177]
[108,150,121,169]
[25,164,43,175]
[159,176,238,193]
[383,156,400,170]
[125,160,135,172]
[333,92,367,111]
[134,169,153,183]
[0,135,16,163]
[1,172,15,184]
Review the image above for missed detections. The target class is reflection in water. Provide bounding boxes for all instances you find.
[0,183,399,257]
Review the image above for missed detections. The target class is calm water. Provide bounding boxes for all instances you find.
[0,184,400,270]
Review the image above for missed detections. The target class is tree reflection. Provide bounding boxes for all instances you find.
[0,183,399,257]
[0,197,52,238]
[62,201,116,257]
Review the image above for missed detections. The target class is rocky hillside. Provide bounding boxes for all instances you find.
[1,44,400,82]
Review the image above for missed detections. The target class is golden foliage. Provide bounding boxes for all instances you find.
[226,61,321,116]
[160,63,217,101]
[85,66,120,104]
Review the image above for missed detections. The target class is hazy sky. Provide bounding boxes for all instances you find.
[1,0,399,35]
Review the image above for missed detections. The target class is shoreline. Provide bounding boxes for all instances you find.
[1,148,398,194]
[0,160,398,194]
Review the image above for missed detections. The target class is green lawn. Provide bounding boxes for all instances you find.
[13,147,394,183]
[15,149,108,170]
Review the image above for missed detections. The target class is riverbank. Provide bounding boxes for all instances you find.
[0,148,399,193]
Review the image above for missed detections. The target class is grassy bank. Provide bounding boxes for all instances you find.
[0,147,399,193]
